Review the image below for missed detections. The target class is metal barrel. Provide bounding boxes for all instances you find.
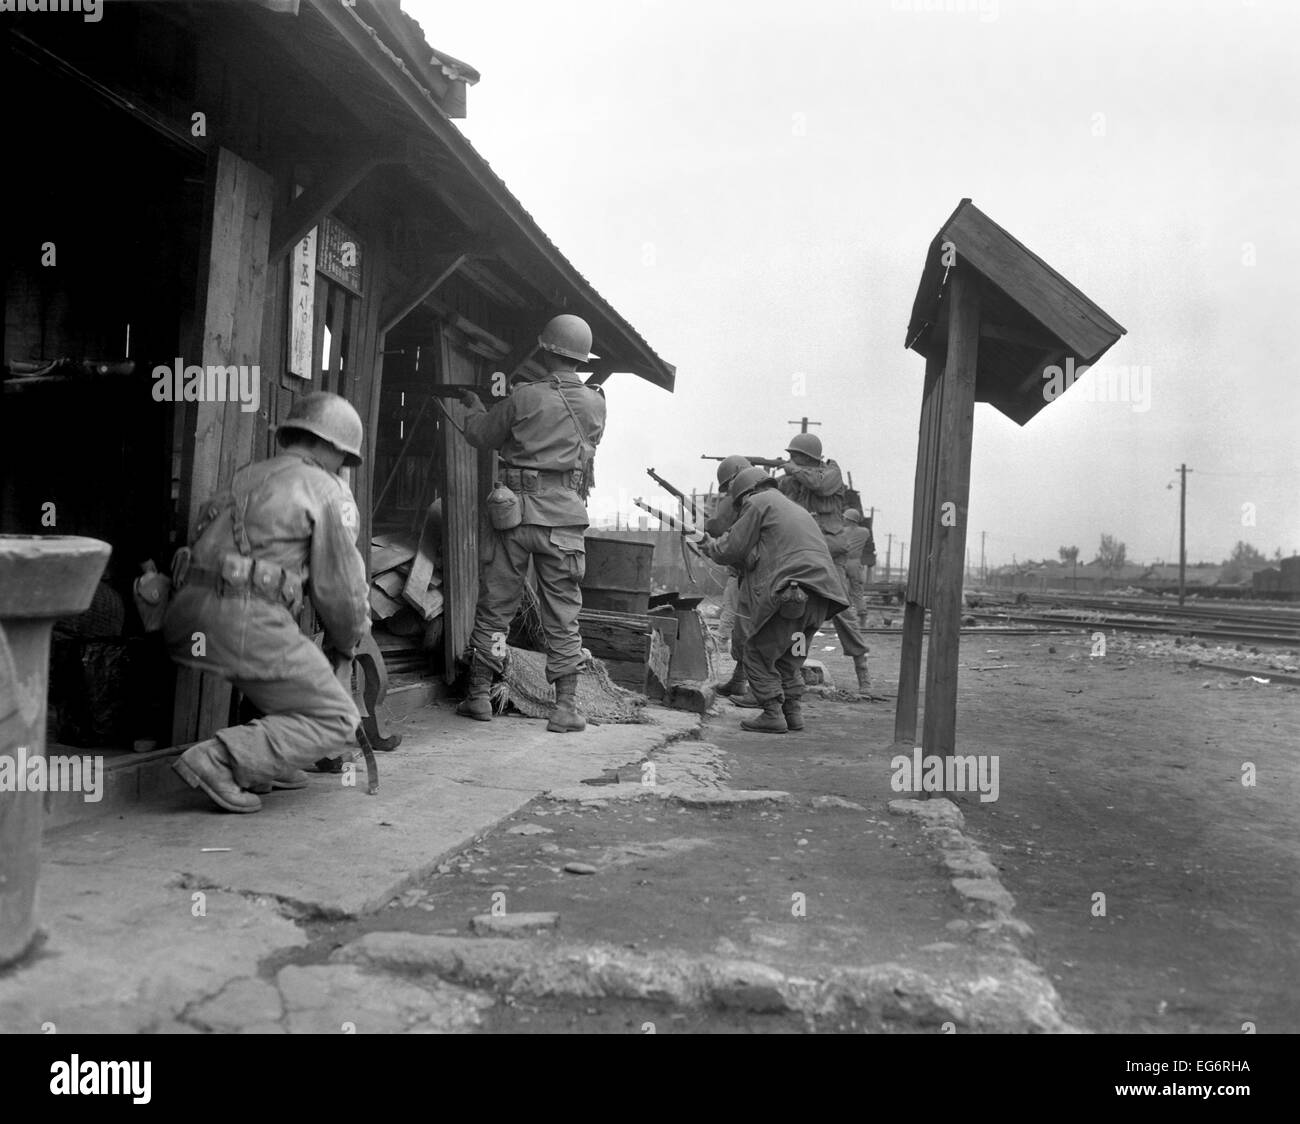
[580,535,657,614]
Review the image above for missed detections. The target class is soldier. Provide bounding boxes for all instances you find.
[843,508,876,627]
[707,456,758,707]
[165,392,370,814]
[777,432,872,693]
[702,467,848,733]
[457,313,606,733]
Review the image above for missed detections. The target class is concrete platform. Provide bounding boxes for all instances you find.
[0,701,699,1033]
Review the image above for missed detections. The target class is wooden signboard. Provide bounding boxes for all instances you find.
[317,214,364,295]
[288,225,317,378]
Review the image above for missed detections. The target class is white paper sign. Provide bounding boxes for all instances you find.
[289,226,317,378]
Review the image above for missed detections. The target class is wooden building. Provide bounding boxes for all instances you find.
[1,0,673,755]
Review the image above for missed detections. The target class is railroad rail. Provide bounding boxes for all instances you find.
[965,609,1300,648]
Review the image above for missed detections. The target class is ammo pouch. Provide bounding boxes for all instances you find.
[776,581,808,620]
[178,552,303,613]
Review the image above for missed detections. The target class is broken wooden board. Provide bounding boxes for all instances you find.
[373,570,407,599]
[369,585,403,621]
[371,532,418,575]
[403,502,444,620]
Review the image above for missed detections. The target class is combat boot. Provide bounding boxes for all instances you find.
[853,653,871,694]
[781,697,805,731]
[457,657,494,721]
[249,768,311,795]
[173,741,262,814]
[740,698,788,734]
[715,665,748,697]
[547,673,586,733]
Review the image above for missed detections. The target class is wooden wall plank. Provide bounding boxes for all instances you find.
[326,284,346,393]
[439,331,479,679]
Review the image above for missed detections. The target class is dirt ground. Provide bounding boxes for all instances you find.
[918,628,1300,1034]
[291,624,1298,1034]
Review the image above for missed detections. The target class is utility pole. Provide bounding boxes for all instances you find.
[899,542,906,575]
[885,533,893,583]
[787,417,822,435]
[980,531,986,584]
[1177,463,1192,607]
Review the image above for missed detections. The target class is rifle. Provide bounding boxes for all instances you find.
[429,384,493,401]
[646,467,703,523]
[633,498,709,572]
[700,454,788,470]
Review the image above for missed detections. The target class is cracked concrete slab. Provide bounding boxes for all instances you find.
[0,876,304,1034]
[0,703,699,1033]
[275,964,490,1033]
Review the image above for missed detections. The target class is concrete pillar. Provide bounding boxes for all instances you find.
[0,535,111,967]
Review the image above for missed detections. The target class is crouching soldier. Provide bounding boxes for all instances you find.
[456,314,606,733]
[702,467,848,733]
[165,392,370,813]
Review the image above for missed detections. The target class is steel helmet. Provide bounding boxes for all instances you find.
[785,432,823,460]
[538,314,599,364]
[730,465,776,500]
[277,391,363,467]
[844,508,862,524]
[716,455,752,490]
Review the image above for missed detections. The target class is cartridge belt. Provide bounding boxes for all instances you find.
[182,554,303,611]
[501,465,584,493]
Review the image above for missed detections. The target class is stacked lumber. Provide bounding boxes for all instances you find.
[370,503,445,672]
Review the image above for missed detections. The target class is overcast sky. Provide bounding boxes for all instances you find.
[409,0,1299,568]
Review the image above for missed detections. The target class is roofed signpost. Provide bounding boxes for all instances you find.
[894,200,1126,773]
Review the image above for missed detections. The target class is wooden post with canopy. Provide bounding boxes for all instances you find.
[894,199,1126,768]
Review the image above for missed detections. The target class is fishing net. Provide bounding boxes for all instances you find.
[499,646,647,724]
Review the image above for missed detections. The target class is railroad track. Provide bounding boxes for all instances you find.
[1009,591,1300,630]
[966,609,1300,648]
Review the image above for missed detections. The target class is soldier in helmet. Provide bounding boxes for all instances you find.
[457,313,607,733]
[842,508,876,627]
[777,432,872,693]
[706,455,759,707]
[165,392,370,813]
[701,467,848,733]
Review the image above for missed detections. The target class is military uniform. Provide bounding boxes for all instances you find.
[706,492,748,664]
[462,371,606,682]
[708,486,847,706]
[164,450,368,792]
[843,521,874,617]
[778,460,870,659]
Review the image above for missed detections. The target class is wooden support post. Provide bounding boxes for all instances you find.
[379,253,467,336]
[173,147,274,746]
[267,151,388,264]
[894,346,945,747]
[921,266,980,762]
